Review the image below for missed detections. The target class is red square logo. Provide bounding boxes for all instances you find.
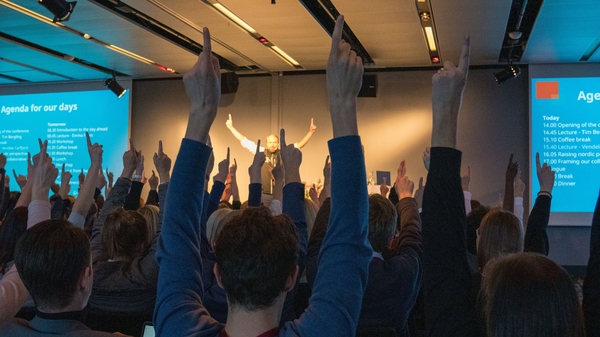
[536,81,559,99]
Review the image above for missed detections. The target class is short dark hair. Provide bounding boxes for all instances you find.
[482,253,584,337]
[214,206,298,310]
[14,220,91,311]
[368,194,397,252]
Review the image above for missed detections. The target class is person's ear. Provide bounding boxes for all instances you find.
[284,265,299,292]
[214,263,225,289]
[79,266,92,290]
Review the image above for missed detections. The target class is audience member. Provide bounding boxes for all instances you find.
[153,16,371,336]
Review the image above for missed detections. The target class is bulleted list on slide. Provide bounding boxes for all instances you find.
[532,77,600,213]
[0,90,129,196]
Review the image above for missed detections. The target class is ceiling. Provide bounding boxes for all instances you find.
[0,0,599,85]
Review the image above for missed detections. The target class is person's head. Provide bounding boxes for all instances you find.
[467,204,490,256]
[206,208,233,249]
[101,208,149,263]
[138,205,159,246]
[368,194,397,253]
[477,208,523,270]
[218,200,232,209]
[214,206,298,311]
[482,253,584,337]
[0,207,28,274]
[304,198,318,238]
[266,134,279,153]
[14,219,92,312]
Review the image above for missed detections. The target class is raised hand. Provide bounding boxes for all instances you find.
[505,154,519,182]
[184,27,221,144]
[226,114,233,129]
[280,129,302,184]
[536,152,555,194]
[394,160,414,200]
[323,155,331,186]
[514,170,526,198]
[106,168,114,188]
[149,170,159,190]
[153,140,172,183]
[414,177,425,209]
[96,168,107,190]
[309,184,318,202]
[327,15,362,138]
[79,169,85,186]
[13,169,27,190]
[141,171,148,184]
[461,166,471,191]
[32,140,58,200]
[87,132,103,167]
[122,139,142,179]
[59,163,72,198]
[214,148,230,183]
[309,118,317,133]
[0,153,6,169]
[134,153,145,181]
[380,177,389,196]
[249,139,266,184]
[422,147,431,171]
[431,35,470,148]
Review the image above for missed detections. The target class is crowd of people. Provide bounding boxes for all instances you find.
[0,14,598,337]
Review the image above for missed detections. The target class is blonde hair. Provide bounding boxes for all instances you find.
[477,208,523,270]
[138,205,159,246]
[304,198,318,238]
[207,209,233,246]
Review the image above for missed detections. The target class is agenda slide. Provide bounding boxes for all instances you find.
[0,87,130,196]
[530,64,600,226]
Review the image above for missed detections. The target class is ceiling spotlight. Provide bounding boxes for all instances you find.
[494,65,521,85]
[104,74,126,98]
[37,0,76,22]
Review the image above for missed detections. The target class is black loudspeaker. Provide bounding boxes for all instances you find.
[221,72,239,94]
[358,74,377,97]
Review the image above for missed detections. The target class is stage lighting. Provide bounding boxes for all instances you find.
[494,65,521,85]
[104,74,126,98]
[37,0,76,22]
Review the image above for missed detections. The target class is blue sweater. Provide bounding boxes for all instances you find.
[153,136,371,336]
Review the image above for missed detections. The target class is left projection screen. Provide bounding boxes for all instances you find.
[0,87,130,196]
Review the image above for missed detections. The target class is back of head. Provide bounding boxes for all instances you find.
[101,208,149,262]
[214,206,298,310]
[15,219,91,311]
[206,208,233,245]
[368,194,397,253]
[0,207,28,274]
[303,198,318,238]
[138,205,160,245]
[482,253,583,337]
[477,208,523,269]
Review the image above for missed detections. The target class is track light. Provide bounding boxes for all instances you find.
[104,74,126,98]
[494,65,521,85]
[37,0,76,22]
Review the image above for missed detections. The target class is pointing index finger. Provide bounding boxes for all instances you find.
[280,128,286,149]
[255,139,261,156]
[86,132,92,149]
[536,152,541,171]
[330,15,344,57]
[202,27,212,63]
[158,140,163,155]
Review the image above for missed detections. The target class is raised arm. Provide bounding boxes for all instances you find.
[70,133,103,228]
[584,189,600,337]
[207,148,229,218]
[295,118,317,149]
[124,152,145,210]
[523,152,554,255]
[14,155,33,209]
[230,159,241,209]
[287,15,371,336]
[225,113,246,142]
[270,157,284,215]
[318,155,331,207]
[503,154,519,213]
[248,140,265,207]
[154,27,223,336]
[421,35,480,337]
[146,170,159,206]
[90,139,140,260]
